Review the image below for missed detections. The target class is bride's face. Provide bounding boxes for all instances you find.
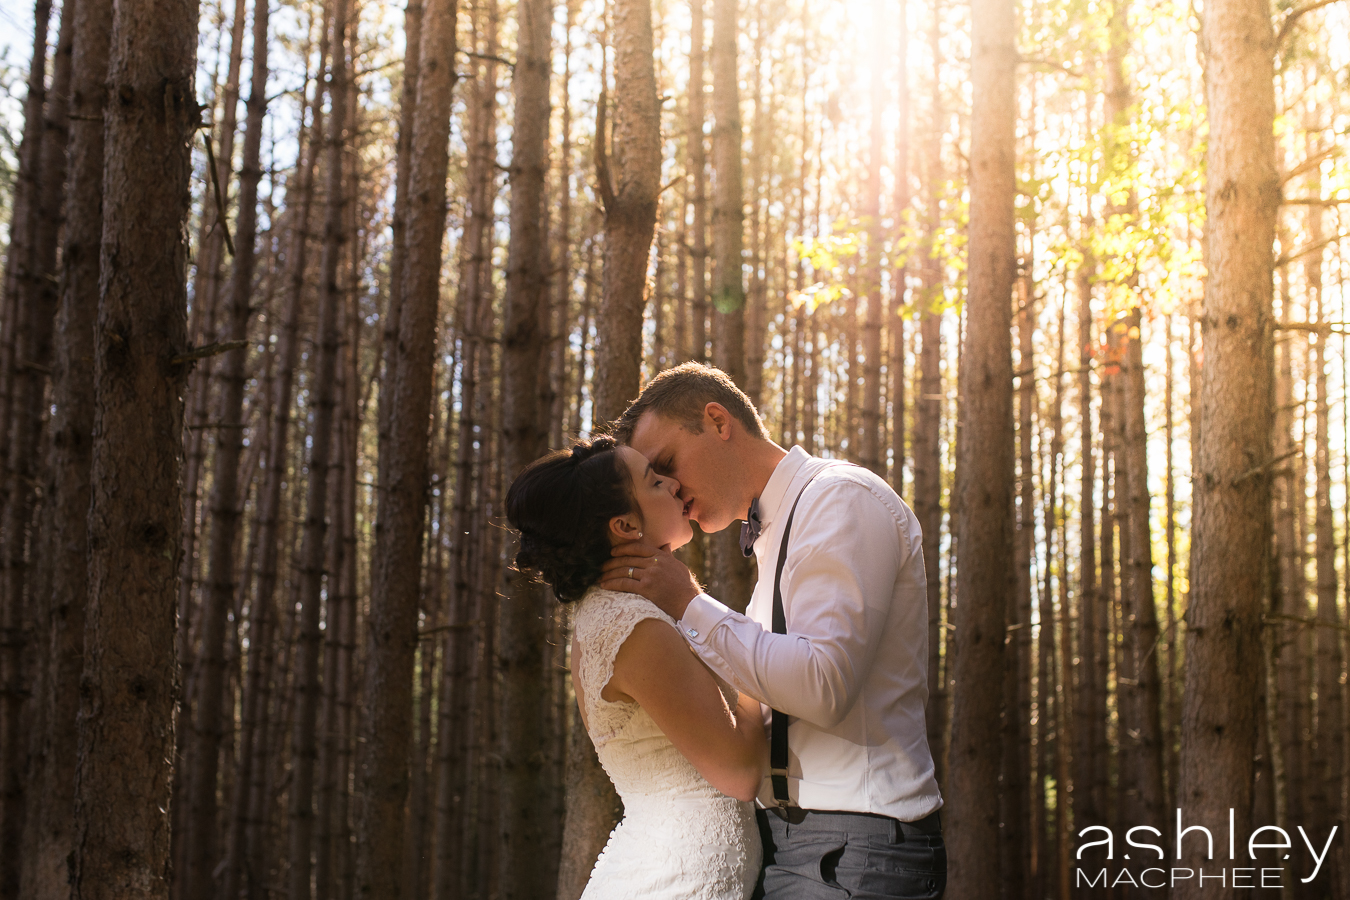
[615,445,693,552]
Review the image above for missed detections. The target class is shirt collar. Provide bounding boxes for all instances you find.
[755,446,812,535]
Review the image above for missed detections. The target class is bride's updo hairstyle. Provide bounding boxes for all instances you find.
[506,436,636,603]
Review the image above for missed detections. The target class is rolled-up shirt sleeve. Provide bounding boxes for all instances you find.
[678,481,902,730]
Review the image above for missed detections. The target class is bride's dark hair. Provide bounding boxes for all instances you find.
[505,436,636,603]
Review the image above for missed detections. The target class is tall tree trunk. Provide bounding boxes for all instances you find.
[1003,270,1033,900]
[186,0,270,890]
[1121,307,1168,843]
[71,0,198,893]
[356,0,456,894]
[916,0,945,782]
[1040,280,1068,900]
[743,9,767,406]
[237,21,326,900]
[550,0,577,447]
[859,0,884,475]
[591,0,659,424]
[3,0,72,887]
[688,0,708,363]
[1308,187,1342,892]
[706,0,751,613]
[888,0,910,490]
[289,1,351,895]
[1175,0,1277,892]
[176,0,247,725]
[946,0,1016,887]
[497,0,558,893]
[0,0,52,485]
[379,0,424,523]
[1073,214,1107,850]
[23,0,111,894]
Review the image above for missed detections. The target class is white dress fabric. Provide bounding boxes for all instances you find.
[573,587,760,900]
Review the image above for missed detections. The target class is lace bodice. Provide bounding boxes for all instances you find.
[571,588,759,900]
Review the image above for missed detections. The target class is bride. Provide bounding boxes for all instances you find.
[506,435,765,900]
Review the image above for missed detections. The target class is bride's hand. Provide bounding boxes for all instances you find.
[599,541,701,620]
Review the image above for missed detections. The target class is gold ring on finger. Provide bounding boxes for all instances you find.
[628,567,634,579]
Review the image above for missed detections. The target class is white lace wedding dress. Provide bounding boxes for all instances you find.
[573,588,761,900]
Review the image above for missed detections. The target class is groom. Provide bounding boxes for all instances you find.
[600,362,946,900]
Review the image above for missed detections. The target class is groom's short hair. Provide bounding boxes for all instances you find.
[611,362,769,442]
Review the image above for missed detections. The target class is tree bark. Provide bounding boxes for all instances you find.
[289,1,350,896]
[1073,218,1107,848]
[1120,307,1168,841]
[591,0,660,424]
[23,0,110,894]
[355,0,456,895]
[859,0,884,476]
[688,0,708,363]
[1002,271,1032,900]
[4,0,74,889]
[433,6,499,893]
[185,0,269,890]
[946,0,1016,887]
[915,0,945,783]
[1175,0,1277,892]
[497,0,560,893]
[705,0,751,612]
[378,0,424,524]
[71,0,198,894]
[1308,186,1342,890]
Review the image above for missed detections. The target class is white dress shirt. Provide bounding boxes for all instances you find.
[678,446,943,821]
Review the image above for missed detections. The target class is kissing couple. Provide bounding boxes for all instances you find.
[506,362,947,900]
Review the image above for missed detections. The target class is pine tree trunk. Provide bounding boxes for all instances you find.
[176,0,248,730]
[1308,191,1342,890]
[859,0,884,475]
[71,0,198,893]
[0,2,63,881]
[916,0,945,780]
[1273,256,1307,846]
[743,12,767,405]
[379,0,423,521]
[688,0,708,363]
[289,1,351,895]
[497,0,558,891]
[185,0,270,889]
[228,24,323,900]
[549,0,577,446]
[946,0,1016,885]
[1175,0,1277,891]
[356,0,456,893]
[23,0,111,894]
[702,0,752,613]
[1002,273,1032,900]
[1040,283,1068,900]
[1073,228,1107,846]
[1121,308,1167,839]
[433,8,499,893]
[888,0,910,490]
[591,0,659,424]
[0,0,52,482]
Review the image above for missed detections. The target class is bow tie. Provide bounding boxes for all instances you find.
[738,498,762,557]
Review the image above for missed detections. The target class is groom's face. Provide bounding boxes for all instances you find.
[628,407,743,535]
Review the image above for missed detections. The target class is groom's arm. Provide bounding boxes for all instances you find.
[680,482,905,729]
[606,480,912,730]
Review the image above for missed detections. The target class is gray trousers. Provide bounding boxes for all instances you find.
[752,809,947,900]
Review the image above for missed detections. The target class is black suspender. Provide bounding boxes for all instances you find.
[768,467,828,810]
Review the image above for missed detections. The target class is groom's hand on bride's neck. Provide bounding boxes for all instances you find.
[600,542,701,621]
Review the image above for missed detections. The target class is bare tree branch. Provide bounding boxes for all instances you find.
[1276,0,1345,47]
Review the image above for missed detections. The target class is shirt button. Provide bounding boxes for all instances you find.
[686,629,699,638]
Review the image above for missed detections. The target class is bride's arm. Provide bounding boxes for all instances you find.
[606,618,767,802]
